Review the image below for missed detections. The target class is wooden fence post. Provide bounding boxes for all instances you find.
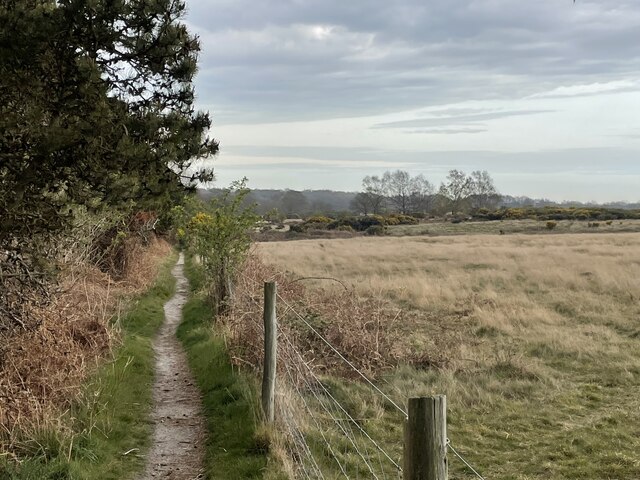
[261,282,277,422]
[404,395,448,480]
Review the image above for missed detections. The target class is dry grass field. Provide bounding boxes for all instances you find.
[257,233,640,479]
[388,218,640,236]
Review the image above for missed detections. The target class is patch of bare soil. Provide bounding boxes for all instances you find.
[141,253,206,480]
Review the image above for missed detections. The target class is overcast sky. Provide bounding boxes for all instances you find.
[186,0,640,202]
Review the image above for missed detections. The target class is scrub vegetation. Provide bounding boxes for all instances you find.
[0,247,177,479]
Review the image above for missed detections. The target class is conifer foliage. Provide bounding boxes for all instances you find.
[0,0,217,249]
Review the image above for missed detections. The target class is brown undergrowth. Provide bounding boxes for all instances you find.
[221,255,459,381]
[0,236,172,456]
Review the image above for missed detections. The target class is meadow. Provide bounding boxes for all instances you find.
[256,232,640,479]
[387,218,640,236]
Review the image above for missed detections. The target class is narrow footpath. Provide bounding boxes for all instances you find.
[141,253,206,480]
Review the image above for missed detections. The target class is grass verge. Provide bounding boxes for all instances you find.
[1,252,178,480]
[179,255,286,480]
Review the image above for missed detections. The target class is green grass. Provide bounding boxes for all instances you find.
[0,252,178,480]
[180,256,286,480]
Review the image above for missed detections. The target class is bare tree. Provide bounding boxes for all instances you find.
[408,174,435,213]
[382,170,413,214]
[350,192,372,215]
[439,169,474,215]
[469,170,500,210]
[362,175,387,214]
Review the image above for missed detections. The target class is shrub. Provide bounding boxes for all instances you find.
[306,215,332,224]
[606,220,613,226]
[185,180,258,314]
[546,221,557,230]
[336,225,354,232]
[305,222,330,231]
[365,225,385,236]
[388,214,419,225]
[328,215,386,232]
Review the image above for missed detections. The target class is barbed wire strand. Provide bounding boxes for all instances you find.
[238,269,407,418]
[280,332,383,479]
[279,402,316,480]
[279,339,379,479]
[447,439,486,480]
[276,292,408,418]
[280,329,403,473]
[239,269,401,474]
[279,349,351,479]
[279,398,325,480]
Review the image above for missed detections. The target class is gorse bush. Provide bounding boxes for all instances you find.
[291,213,418,233]
[306,215,332,224]
[387,214,419,225]
[476,206,640,222]
[182,180,258,314]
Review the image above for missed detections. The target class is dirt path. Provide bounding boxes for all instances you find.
[141,253,206,480]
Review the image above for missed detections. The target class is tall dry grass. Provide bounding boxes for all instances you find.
[0,236,172,455]
[255,233,640,478]
[257,233,640,374]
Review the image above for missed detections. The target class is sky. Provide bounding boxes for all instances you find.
[185,0,640,202]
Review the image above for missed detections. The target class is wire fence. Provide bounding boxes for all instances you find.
[238,269,486,479]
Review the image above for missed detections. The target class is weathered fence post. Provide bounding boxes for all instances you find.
[404,395,448,480]
[261,282,277,422]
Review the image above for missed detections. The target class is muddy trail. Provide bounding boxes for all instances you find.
[141,253,206,480]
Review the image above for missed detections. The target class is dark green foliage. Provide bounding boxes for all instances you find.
[327,215,385,231]
[474,207,640,222]
[292,213,418,233]
[0,0,216,255]
[365,225,386,236]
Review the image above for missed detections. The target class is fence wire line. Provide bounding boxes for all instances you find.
[279,348,351,478]
[278,392,326,480]
[280,336,381,480]
[240,271,484,479]
[280,328,403,474]
[238,269,407,417]
[275,292,408,418]
[280,344,379,480]
[447,438,486,480]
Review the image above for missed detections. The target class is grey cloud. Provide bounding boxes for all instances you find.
[372,109,553,129]
[221,145,640,175]
[207,146,640,202]
[187,0,640,123]
[403,128,487,135]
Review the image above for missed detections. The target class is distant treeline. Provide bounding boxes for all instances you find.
[197,188,356,216]
[197,187,640,218]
